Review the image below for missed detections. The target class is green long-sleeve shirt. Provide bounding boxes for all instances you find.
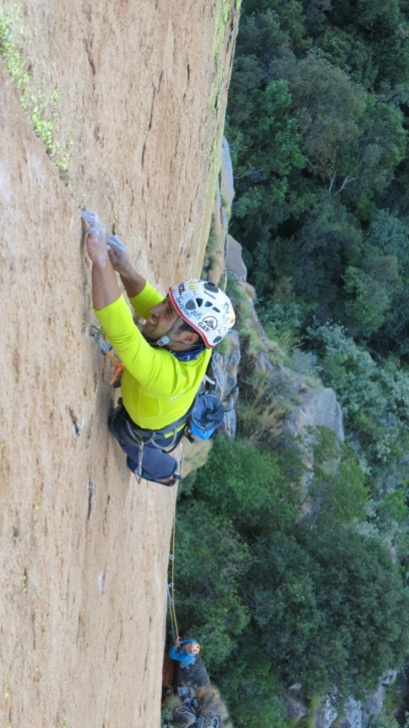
[95,282,211,430]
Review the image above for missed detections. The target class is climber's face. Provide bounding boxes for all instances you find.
[142,296,180,341]
[183,642,200,654]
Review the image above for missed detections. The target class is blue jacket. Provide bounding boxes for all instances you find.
[169,639,199,665]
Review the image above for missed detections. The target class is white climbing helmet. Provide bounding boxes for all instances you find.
[168,280,235,348]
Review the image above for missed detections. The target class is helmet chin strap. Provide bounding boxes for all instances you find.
[147,317,202,349]
[155,334,180,347]
[145,334,180,347]
[153,317,183,347]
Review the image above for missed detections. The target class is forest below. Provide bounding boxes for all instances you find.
[167,2,409,727]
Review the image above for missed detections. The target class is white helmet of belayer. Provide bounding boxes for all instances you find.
[168,280,235,348]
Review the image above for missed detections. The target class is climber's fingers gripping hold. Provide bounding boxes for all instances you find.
[81,210,99,228]
[107,235,131,275]
[82,210,108,264]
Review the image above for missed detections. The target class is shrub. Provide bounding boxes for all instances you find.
[190,436,300,534]
[307,426,368,531]
[246,526,409,696]
[172,500,251,669]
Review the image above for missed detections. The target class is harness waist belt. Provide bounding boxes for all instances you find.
[115,399,191,452]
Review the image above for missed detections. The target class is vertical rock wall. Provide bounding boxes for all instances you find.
[0,2,240,726]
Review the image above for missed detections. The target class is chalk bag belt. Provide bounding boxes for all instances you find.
[114,399,189,453]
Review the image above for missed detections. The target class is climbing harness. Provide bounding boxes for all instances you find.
[167,516,180,643]
[89,325,124,386]
[109,399,187,483]
[114,400,190,453]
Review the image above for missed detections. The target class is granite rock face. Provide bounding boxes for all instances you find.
[211,331,241,438]
[285,386,344,443]
[0,2,240,725]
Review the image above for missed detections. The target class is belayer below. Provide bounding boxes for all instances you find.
[169,638,201,666]
[82,210,235,485]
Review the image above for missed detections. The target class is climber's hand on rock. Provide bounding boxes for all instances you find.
[82,211,109,265]
[108,235,133,276]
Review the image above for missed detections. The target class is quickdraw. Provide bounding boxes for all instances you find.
[89,324,124,386]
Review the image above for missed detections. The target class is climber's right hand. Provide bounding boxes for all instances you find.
[107,235,132,275]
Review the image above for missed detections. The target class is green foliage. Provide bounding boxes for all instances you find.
[227,0,409,356]
[378,489,409,528]
[326,0,409,89]
[226,10,307,248]
[236,383,286,444]
[361,211,409,356]
[227,70,306,214]
[306,322,409,464]
[225,280,263,354]
[189,436,300,534]
[308,427,368,531]
[0,6,70,171]
[274,52,366,180]
[257,276,310,337]
[291,196,363,321]
[161,695,179,728]
[368,209,409,269]
[174,500,251,669]
[370,718,401,728]
[246,526,409,696]
[343,261,395,334]
[0,7,30,93]
[355,97,407,194]
[306,322,382,415]
[216,643,292,728]
[318,26,377,88]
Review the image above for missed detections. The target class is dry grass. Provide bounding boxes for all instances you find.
[237,376,286,447]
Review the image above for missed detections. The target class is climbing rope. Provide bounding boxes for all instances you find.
[167,516,179,642]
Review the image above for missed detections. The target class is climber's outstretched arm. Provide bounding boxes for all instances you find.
[83,211,120,311]
[90,256,120,311]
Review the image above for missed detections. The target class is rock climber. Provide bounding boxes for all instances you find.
[169,638,201,665]
[82,210,235,485]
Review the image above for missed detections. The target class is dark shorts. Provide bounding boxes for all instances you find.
[108,401,183,485]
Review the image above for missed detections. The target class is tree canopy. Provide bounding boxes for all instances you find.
[168,3,409,725]
[227,0,409,357]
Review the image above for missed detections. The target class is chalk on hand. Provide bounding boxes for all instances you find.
[107,235,127,252]
[81,210,98,226]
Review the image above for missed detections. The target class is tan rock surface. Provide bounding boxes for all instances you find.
[0,1,239,725]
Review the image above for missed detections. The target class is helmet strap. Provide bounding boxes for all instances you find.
[154,317,183,347]
[147,317,202,350]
